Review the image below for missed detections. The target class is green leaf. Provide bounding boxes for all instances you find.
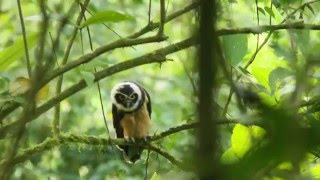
[264,7,275,18]
[251,67,270,90]
[221,148,239,164]
[258,92,277,106]
[257,7,265,15]
[268,67,292,94]
[80,71,95,86]
[238,66,251,76]
[250,126,266,140]
[306,4,315,15]
[150,172,160,180]
[231,124,252,158]
[81,10,135,28]
[0,76,9,93]
[222,34,248,66]
[0,33,38,71]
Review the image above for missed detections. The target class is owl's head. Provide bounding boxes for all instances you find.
[111,81,145,112]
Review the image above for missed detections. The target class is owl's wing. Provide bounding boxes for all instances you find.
[144,88,152,118]
[112,104,124,138]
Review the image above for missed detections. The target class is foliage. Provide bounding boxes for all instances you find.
[1,0,320,179]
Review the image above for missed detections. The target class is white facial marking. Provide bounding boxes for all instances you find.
[111,82,143,112]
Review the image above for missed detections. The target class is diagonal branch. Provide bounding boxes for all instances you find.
[0,37,195,138]
[0,1,200,123]
[42,35,167,87]
[2,21,320,133]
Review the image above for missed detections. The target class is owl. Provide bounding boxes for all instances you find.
[111,81,151,163]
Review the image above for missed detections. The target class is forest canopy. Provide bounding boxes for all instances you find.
[1,0,320,179]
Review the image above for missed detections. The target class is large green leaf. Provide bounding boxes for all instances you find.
[221,147,239,164]
[250,125,266,140]
[251,66,270,90]
[268,67,292,94]
[231,124,252,158]
[222,34,248,66]
[81,10,135,28]
[0,33,38,71]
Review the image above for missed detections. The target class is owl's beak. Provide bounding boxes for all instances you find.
[124,99,133,108]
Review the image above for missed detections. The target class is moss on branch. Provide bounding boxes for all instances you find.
[0,120,246,171]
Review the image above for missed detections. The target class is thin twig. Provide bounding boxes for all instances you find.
[81,8,114,153]
[49,32,59,67]
[16,0,31,77]
[35,0,48,67]
[129,1,200,39]
[144,150,150,180]
[158,0,166,36]
[53,0,90,135]
[148,0,152,24]
[180,59,198,95]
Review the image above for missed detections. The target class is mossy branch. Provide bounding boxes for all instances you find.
[0,134,180,170]
[0,120,247,171]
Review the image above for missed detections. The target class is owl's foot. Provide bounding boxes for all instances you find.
[143,136,151,142]
[124,136,135,142]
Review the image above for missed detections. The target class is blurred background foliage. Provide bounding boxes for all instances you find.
[1,0,320,179]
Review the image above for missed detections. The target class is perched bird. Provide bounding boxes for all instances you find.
[111,81,151,163]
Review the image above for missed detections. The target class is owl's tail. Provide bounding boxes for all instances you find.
[120,145,143,163]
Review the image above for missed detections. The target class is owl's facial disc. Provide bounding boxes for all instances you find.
[111,82,143,112]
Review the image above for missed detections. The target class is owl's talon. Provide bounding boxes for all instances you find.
[143,136,151,142]
[130,137,135,142]
[124,137,135,142]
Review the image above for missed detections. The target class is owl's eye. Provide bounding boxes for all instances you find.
[118,94,125,100]
[129,93,137,100]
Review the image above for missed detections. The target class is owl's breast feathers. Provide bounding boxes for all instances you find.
[120,95,151,138]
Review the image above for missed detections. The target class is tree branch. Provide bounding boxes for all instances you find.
[2,21,320,134]
[0,1,200,123]
[158,0,166,36]
[0,120,247,171]
[217,23,320,36]
[42,35,167,87]
[0,134,184,170]
[0,37,195,138]
[2,21,320,123]
[43,23,320,89]
[129,1,200,39]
